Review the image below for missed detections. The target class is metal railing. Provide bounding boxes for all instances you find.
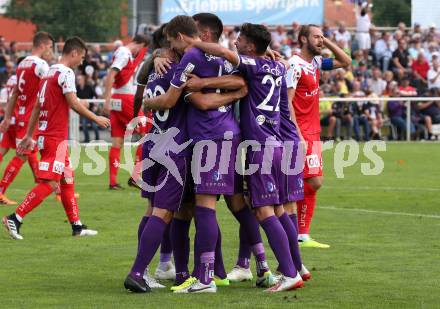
[1,97,439,142]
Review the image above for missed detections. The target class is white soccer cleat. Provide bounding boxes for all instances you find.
[264,273,304,293]
[2,215,23,240]
[72,224,98,237]
[173,279,217,294]
[155,261,176,280]
[227,266,253,282]
[299,264,311,281]
[143,269,166,289]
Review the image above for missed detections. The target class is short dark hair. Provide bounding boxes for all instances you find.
[165,15,198,39]
[33,31,54,48]
[62,36,88,55]
[240,23,271,55]
[298,24,320,48]
[192,13,223,41]
[152,23,169,49]
[132,34,149,46]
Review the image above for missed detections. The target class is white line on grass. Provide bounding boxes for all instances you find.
[319,205,440,219]
[324,185,440,192]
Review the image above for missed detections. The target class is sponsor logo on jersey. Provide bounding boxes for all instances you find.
[241,57,256,66]
[39,161,50,171]
[256,115,266,125]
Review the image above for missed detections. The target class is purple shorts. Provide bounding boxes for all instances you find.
[245,145,282,208]
[141,142,189,211]
[192,135,242,196]
[279,143,305,204]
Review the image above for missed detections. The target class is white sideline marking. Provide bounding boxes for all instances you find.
[319,205,440,219]
[324,185,440,192]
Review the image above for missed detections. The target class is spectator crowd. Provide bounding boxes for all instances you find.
[1,14,440,141]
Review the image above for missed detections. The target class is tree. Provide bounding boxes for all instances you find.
[4,0,127,41]
[372,0,411,27]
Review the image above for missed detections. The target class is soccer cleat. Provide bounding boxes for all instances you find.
[264,273,304,293]
[256,271,278,288]
[72,224,98,237]
[109,184,124,191]
[214,276,230,287]
[227,266,253,282]
[299,238,330,249]
[124,273,151,293]
[2,215,23,240]
[171,276,197,291]
[127,177,141,190]
[143,269,165,288]
[299,264,311,281]
[173,279,217,294]
[155,261,176,280]
[0,193,17,205]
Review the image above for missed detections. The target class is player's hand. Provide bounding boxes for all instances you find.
[0,118,11,133]
[17,136,34,155]
[299,134,307,158]
[185,73,205,92]
[266,48,282,61]
[95,116,110,128]
[154,57,172,75]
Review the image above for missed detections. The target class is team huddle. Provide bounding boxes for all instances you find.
[1,12,350,294]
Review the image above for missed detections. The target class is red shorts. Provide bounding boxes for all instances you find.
[0,122,38,154]
[37,136,73,182]
[0,125,16,149]
[303,133,323,179]
[110,93,150,138]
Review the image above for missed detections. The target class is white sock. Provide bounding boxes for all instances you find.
[298,234,310,241]
[15,213,23,223]
[73,220,82,226]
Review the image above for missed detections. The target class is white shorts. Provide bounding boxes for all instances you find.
[356,33,371,50]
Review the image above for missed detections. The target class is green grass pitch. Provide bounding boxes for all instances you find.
[1,142,439,308]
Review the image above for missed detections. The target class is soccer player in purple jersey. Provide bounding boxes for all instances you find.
[141,15,253,293]
[182,23,305,292]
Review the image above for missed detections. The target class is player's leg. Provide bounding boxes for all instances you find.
[27,150,40,183]
[125,206,174,293]
[109,136,123,190]
[297,135,329,248]
[0,128,16,204]
[0,153,27,203]
[226,194,272,283]
[170,202,194,290]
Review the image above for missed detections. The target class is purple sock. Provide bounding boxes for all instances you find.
[236,225,251,269]
[289,213,299,232]
[131,215,167,277]
[279,213,302,271]
[171,218,191,284]
[252,242,269,277]
[137,216,149,248]
[260,215,296,278]
[192,227,199,278]
[195,206,218,285]
[160,224,172,263]
[215,224,227,279]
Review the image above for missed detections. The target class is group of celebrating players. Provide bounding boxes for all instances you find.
[1,12,350,294]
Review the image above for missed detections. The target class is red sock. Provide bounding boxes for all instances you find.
[15,182,54,219]
[297,181,317,235]
[27,152,40,183]
[131,144,143,181]
[0,156,25,194]
[109,146,121,186]
[60,183,80,223]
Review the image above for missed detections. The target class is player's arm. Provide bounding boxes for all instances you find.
[0,85,18,132]
[66,93,110,128]
[323,37,351,69]
[182,36,239,66]
[185,74,245,92]
[143,86,183,111]
[186,85,248,111]
[134,57,153,117]
[103,68,118,115]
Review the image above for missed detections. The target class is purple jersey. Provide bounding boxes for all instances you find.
[145,62,188,155]
[279,78,300,142]
[171,47,240,142]
[235,55,285,142]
